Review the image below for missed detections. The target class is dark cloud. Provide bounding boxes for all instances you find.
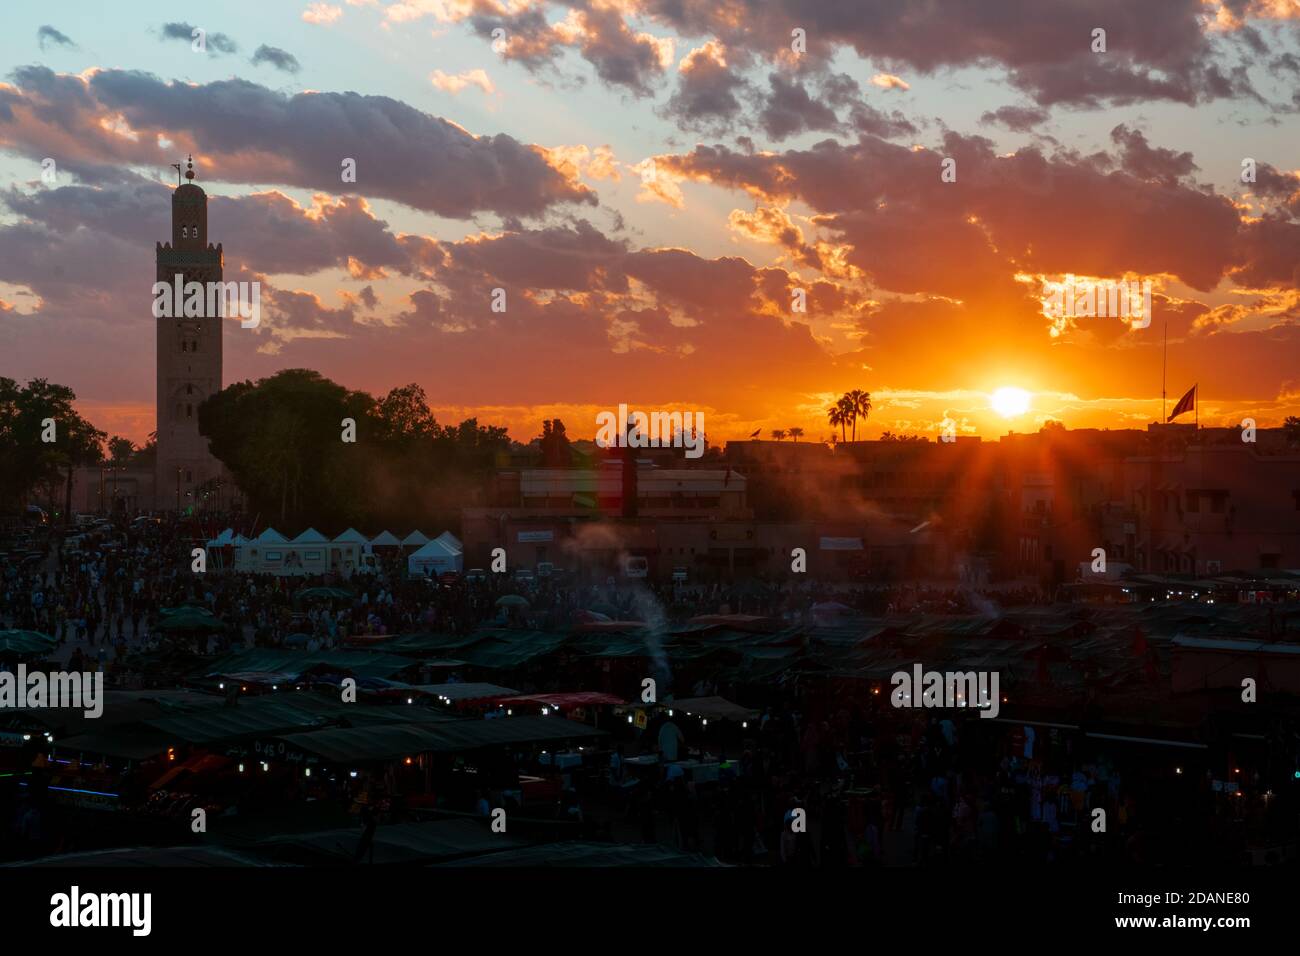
[250,45,301,74]
[159,22,239,55]
[37,26,75,51]
[467,5,671,95]
[660,129,1243,293]
[756,73,840,141]
[660,41,747,132]
[980,105,1050,132]
[457,0,1288,124]
[1109,124,1197,184]
[0,68,596,220]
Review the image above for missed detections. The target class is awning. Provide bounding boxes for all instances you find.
[496,692,625,709]
[278,715,606,764]
[414,682,520,702]
[670,696,759,722]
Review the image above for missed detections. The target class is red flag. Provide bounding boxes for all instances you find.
[1167,384,1196,422]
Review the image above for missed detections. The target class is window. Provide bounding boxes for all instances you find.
[181,341,188,353]
[181,226,188,238]
[191,340,198,352]
[186,384,193,396]
[186,403,193,418]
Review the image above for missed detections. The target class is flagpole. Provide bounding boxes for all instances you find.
[1161,312,1167,422]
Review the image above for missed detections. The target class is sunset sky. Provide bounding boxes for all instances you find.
[2,0,1299,448]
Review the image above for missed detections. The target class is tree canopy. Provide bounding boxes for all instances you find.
[0,377,105,515]
[198,370,510,530]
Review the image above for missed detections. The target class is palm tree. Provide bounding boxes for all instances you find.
[837,394,856,442]
[1285,415,1300,446]
[771,429,787,442]
[788,426,804,442]
[847,389,872,442]
[827,403,847,443]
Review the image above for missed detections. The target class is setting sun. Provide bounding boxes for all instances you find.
[991,386,1031,418]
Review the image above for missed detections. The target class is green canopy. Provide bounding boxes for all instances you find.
[0,630,57,656]
[155,606,225,633]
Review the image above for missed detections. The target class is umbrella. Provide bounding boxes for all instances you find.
[495,594,530,609]
[155,606,225,633]
[296,587,352,602]
[0,630,57,656]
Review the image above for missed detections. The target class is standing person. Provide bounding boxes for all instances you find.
[658,717,684,764]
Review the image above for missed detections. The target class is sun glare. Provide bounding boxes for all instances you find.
[991,386,1031,418]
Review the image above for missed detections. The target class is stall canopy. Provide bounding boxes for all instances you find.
[370,530,401,547]
[155,606,225,633]
[0,629,57,656]
[333,528,368,545]
[197,648,416,681]
[496,692,625,709]
[433,841,727,867]
[254,528,288,545]
[407,537,463,576]
[402,530,430,548]
[278,715,605,764]
[434,531,462,552]
[292,528,329,545]
[415,682,519,702]
[255,818,522,865]
[670,696,760,722]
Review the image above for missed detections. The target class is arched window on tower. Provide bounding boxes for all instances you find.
[186,403,193,418]
[181,341,188,353]
[186,384,193,396]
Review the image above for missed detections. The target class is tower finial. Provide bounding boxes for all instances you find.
[185,154,195,181]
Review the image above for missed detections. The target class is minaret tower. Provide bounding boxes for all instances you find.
[156,155,224,511]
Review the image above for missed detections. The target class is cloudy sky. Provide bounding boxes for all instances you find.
[2,0,1299,446]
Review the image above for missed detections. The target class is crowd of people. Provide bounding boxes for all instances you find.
[2,511,1297,866]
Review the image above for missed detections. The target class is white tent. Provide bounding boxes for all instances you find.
[433,531,462,553]
[328,527,370,576]
[370,530,401,547]
[292,528,330,545]
[206,528,235,548]
[402,530,430,548]
[407,537,463,577]
[255,528,288,544]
